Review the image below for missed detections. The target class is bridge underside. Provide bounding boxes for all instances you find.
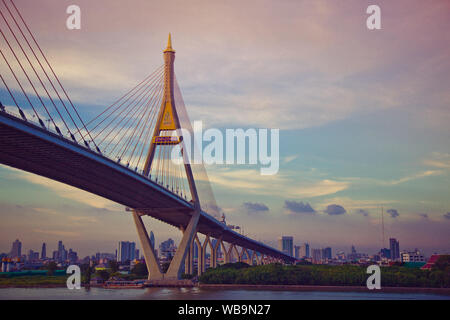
[0,112,295,263]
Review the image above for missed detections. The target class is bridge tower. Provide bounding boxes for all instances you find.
[132,34,202,281]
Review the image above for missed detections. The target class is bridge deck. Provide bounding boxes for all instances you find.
[0,111,294,262]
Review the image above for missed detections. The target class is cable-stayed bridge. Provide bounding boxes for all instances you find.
[0,0,295,280]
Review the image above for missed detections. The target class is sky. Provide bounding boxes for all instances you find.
[0,0,449,258]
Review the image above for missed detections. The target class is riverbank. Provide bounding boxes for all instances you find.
[2,281,449,296]
[0,275,67,288]
[199,283,450,295]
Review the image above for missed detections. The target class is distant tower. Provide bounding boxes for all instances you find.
[381,207,385,249]
[389,238,400,261]
[221,213,226,225]
[41,243,46,259]
[278,236,294,257]
[10,239,22,258]
[149,231,155,250]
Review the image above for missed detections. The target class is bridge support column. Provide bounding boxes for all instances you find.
[227,244,234,263]
[184,242,191,275]
[132,210,163,280]
[227,244,239,263]
[189,237,194,274]
[250,250,256,265]
[221,241,230,264]
[165,209,201,279]
[182,226,193,275]
[244,248,251,265]
[202,235,212,273]
[194,234,203,276]
[212,237,221,268]
[238,247,244,263]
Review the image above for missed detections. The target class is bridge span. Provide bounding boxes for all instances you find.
[0,1,295,281]
[0,109,296,278]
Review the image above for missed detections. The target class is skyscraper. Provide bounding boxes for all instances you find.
[311,249,321,264]
[278,236,294,257]
[41,243,46,259]
[390,238,400,261]
[159,238,176,259]
[294,245,301,259]
[10,239,22,258]
[321,247,332,260]
[299,243,310,258]
[149,231,155,250]
[117,241,136,262]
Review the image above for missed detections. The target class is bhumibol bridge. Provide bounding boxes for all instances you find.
[0,0,295,281]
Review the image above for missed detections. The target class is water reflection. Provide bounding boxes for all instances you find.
[0,287,448,300]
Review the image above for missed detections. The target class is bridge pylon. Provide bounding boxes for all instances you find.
[134,34,202,281]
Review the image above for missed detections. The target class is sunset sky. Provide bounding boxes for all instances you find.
[0,0,449,258]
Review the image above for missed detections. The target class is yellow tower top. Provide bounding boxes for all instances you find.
[164,33,175,53]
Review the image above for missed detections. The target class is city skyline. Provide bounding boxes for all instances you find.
[1,234,446,261]
[1,0,450,257]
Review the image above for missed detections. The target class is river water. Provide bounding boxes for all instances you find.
[0,287,449,300]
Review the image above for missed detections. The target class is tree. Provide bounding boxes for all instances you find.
[108,260,119,273]
[131,262,148,277]
[96,270,110,281]
[47,261,57,276]
[433,255,450,272]
[80,263,94,284]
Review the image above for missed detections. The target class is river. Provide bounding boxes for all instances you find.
[0,287,449,300]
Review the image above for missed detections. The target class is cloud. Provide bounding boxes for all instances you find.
[324,204,346,215]
[388,170,443,185]
[33,208,60,215]
[423,153,450,169]
[32,228,80,237]
[242,202,269,213]
[419,213,429,219]
[68,216,98,224]
[284,201,315,214]
[283,155,298,164]
[8,168,120,210]
[355,209,369,217]
[444,212,450,220]
[206,168,349,198]
[387,209,400,218]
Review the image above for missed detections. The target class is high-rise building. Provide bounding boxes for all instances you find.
[321,247,332,260]
[336,251,346,261]
[311,249,322,264]
[10,239,22,258]
[294,245,301,259]
[300,243,310,258]
[68,249,78,264]
[41,243,46,259]
[117,241,136,262]
[380,248,391,259]
[28,249,39,261]
[159,238,176,259]
[390,238,400,261]
[135,249,140,260]
[401,249,425,263]
[149,231,155,250]
[278,236,293,257]
[56,240,67,263]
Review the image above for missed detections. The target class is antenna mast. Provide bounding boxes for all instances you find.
[381,206,385,249]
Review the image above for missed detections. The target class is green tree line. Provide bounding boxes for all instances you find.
[199,257,450,288]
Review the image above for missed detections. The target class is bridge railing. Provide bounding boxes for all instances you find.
[0,107,192,202]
